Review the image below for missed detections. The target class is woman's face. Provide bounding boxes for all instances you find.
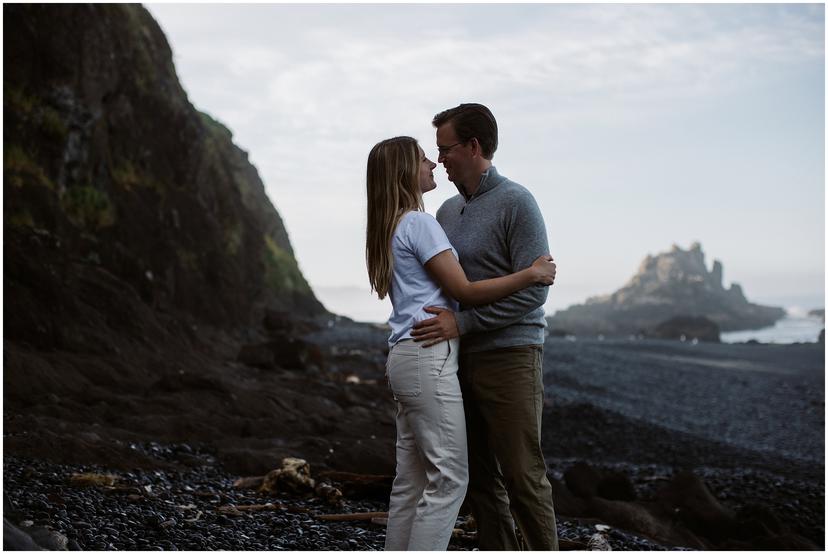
[417,145,437,194]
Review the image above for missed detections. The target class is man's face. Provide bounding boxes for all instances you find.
[436,123,470,185]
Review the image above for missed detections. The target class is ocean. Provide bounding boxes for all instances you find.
[315,286,825,344]
[720,314,824,344]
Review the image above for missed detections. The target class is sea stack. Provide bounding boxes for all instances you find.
[547,242,785,337]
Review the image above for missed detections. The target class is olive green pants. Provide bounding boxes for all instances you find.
[458,345,559,551]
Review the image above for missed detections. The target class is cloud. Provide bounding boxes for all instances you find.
[157,4,822,133]
[147,4,824,296]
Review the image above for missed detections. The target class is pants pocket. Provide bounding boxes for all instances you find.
[387,346,421,397]
[437,339,458,376]
[435,339,461,397]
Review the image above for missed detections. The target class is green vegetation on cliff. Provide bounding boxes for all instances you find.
[60,185,116,229]
[263,234,312,295]
[4,3,326,327]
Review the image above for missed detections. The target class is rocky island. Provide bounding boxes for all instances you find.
[547,243,786,337]
[4,4,822,551]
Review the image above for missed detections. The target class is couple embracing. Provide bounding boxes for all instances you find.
[365,103,559,551]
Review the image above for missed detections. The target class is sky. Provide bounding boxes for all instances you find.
[146,3,825,322]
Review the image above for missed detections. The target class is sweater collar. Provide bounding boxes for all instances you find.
[456,166,502,201]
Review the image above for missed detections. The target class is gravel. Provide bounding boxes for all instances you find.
[543,338,824,463]
[5,445,685,551]
[5,338,823,550]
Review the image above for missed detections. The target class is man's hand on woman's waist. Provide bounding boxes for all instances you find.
[411,307,459,347]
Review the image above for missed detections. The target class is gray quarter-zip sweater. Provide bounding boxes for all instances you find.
[436,166,549,353]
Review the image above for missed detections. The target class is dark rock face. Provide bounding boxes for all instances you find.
[2,5,398,478]
[4,4,324,333]
[548,243,785,336]
[648,315,721,342]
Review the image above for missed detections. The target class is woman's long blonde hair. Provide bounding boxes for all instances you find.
[366,136,424,299]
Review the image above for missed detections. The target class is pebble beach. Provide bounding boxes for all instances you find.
[5,335,823,550]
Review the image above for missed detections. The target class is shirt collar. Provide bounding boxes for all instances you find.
[457,166,501,201]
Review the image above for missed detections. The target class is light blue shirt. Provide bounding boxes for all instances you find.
[387,211,459,346]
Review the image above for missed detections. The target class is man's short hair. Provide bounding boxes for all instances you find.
[432,103,498,160]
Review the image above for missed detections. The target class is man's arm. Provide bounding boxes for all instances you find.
[459,190,549,334]
[413,191,550,343]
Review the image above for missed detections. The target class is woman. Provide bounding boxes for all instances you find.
[365,136,555,551]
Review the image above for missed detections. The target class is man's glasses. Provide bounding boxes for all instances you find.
[437,142,464,157]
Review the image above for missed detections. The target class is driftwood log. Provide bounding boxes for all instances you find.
[316,511,388,522]
[217,503,309,516]
[316,471,393,499]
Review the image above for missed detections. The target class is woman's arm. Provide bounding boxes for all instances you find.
[424,250,556,307]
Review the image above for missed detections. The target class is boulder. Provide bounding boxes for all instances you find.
[648,316,721,342]
[23,526,69,550]
[596,471,637,501]
[654,471,736,543]
[3,519,43,551]
[563,462,636,501]
[236,343,276,368]
[564,461,601,498]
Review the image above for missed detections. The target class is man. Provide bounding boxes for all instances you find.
[411,103,559,550]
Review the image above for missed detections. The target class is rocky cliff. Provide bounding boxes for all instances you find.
[3,5,395,476]
[548,243,785,336]
[4,4,324,333]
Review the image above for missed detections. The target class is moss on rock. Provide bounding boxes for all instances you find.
[224,222,243,256]
[60,185,116,229]
[6,210,35,228]
[37,106,67,142]
[4,84,37,116]
[4,145,53,189]
[263,234,311,295]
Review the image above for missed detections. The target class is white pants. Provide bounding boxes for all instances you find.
[384,338,468,551]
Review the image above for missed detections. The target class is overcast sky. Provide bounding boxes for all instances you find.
[146,3,825,319]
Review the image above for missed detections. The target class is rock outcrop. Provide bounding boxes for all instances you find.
[3,5,396,477]
[647,315,721,343]
[4,4,324,334]
[548,243,785,336]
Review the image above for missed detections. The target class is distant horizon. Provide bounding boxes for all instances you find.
[313,239,825,324]
[314,284,826,327]
[146,4,825,317]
